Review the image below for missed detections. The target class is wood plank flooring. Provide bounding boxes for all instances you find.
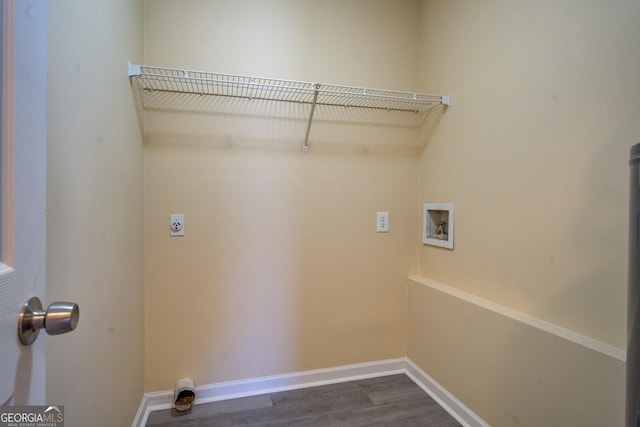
[146,374,461,426]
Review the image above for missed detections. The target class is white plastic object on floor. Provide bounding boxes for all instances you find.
[174,378,196,411]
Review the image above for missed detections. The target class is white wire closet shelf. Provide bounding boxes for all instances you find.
[128,63,450,152]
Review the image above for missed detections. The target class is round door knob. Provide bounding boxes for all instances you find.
[45,302,79,335]
[18,297,80,345]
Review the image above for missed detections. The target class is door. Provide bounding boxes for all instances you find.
[0,0,48,406]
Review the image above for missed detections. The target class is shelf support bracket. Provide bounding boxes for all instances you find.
[303,83,320,153]
[128,62,141,77]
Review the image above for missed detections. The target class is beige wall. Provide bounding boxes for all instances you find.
[410,0,640,424]
[46,0,144,425]
[143,0,421,391]
[417,0,640,350]
[408,278,625,426]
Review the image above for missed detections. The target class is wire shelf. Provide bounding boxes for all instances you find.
[129,63,450,151]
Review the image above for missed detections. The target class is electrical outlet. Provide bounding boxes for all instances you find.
[170,214,184,236]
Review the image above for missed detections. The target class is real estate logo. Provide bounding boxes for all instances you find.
[0,405,64,427]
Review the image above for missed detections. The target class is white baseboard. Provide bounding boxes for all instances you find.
[132,358,487,427]
[404,358,489,427]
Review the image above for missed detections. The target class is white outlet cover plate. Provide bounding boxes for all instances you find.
[377,211,389,232]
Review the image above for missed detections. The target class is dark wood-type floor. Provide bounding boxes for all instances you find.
[146,374,461,426]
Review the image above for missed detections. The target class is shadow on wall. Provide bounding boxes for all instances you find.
[418,104,447,153]
[141,92,426,158]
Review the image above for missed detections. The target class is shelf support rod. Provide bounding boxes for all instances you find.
[303,83,320,153]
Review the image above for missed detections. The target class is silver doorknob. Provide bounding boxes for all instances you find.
[18,297,79,345]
